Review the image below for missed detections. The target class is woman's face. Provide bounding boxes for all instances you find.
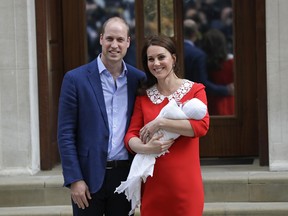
[146,45,175,80]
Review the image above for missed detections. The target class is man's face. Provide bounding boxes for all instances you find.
[100,20,130,64]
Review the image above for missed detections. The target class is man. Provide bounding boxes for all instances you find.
[183,18,207,84]
[57,17,146,216]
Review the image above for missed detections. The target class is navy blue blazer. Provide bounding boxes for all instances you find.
[184,40,207,83]
[57,59,146,193]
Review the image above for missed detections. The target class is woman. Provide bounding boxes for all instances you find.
[201,28,234,115]
[124,35,210,215]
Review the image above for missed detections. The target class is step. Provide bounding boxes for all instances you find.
[0,206,139,216]
[1,203,288,216]
[1,167,288,207]
[204,202,288,216]
[202,167,288,203]
[0,206,71,216]
[0,175,70,207]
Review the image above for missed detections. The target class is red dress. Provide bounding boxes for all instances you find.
[125,80,210,216]
[208,58,234,115]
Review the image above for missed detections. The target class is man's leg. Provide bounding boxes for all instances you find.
[105,165,133,216]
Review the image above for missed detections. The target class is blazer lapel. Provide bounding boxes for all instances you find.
[87,60,109,130]
[127,73,135,116]
[127,69,140,130]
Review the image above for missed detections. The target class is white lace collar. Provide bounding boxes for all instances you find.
[146,79,193,104]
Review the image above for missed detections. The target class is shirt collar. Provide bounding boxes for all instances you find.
[97,54,128,76]
[184,39,195,46]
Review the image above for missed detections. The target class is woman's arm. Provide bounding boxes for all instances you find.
[159,118,194,137]
[140,118,194,140]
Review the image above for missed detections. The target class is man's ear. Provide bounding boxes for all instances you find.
[99,33,103,45]
[127,36,131,48]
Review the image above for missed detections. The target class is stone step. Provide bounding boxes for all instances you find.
[1,168,288,207]
[204,202,288,216]
[0,206,71,216]
[0,175,70,207]
[202,169,288,202]
[1,203,288,216]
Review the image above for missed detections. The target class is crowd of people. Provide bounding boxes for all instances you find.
[184,0,233,53]
[183,0,234,115]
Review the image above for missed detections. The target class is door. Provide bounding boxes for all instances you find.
[35,0,87,170]
[199,0,267,161]
[35,0,64,170]
[36,0,268,170]
[134,0,268,162]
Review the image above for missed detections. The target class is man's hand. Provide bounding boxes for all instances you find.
[227,83,234,95]
[71,180,92,209]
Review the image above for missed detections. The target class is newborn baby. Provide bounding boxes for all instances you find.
[115,98,207,215]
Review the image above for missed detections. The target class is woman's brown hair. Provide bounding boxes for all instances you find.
[139,35,180,93]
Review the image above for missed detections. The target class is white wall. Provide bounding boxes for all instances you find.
[0,0,39,175]
[266,0,288,171]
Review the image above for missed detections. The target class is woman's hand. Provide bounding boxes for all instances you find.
[128,130,174,154]
[143,133,174,154]
[140,118,163,143]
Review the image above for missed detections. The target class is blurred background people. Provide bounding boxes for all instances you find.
[200,28,234,115]
[183,19,207,84]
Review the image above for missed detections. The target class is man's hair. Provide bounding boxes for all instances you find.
[101,16,130,36]
[183,19,199,39]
